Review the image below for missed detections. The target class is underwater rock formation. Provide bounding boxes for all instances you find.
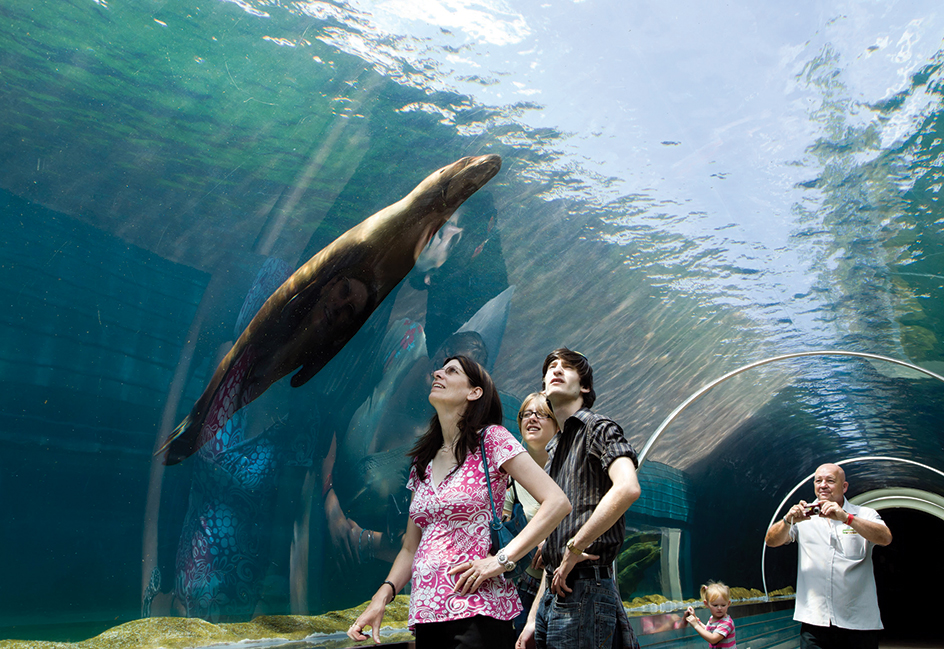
[0,596,413,649]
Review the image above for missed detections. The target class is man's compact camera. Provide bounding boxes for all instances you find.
[804,502,822,516]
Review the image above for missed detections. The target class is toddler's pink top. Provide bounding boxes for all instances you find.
[406,424,526,628]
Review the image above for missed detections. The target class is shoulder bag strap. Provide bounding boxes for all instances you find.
[479,431,501,524]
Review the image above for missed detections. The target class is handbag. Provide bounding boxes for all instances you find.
[480,434,535,581]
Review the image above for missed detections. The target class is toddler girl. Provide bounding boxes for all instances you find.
[685,581,736,648]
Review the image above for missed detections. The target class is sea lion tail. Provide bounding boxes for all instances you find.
[157,346,256,465]
[155,414,196,465]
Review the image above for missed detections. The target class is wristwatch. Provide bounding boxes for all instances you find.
[566,537,583,556]
[496,549,516,572]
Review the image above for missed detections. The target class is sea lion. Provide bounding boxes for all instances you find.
[159,154,502,465]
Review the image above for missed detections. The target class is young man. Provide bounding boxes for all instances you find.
[765,463,892,649]
[517,348,641,649]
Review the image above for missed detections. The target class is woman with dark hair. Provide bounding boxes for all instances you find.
[347,356,571,648]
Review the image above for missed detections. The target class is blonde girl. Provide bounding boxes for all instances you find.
[504,392,561,633]
[685,581,736,648]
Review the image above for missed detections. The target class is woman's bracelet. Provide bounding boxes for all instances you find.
[357,529,376,562]
[382,580,397,599]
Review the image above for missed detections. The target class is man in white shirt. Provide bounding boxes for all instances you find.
[765,463,892,649]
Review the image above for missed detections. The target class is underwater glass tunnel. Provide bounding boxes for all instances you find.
[1,0,943,646]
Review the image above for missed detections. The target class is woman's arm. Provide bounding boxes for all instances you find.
[323,433,358,567]
[450,452,570,594]
[502,484,514,519]
[500,452,571,563]
[289,467,318,613]
[516,570,547,649]
[348,518,421,644]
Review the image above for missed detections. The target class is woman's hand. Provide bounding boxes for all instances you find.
[347,591,388,644]
[448,557,504,595]
[516,620,536,649]
[325,490,378,569]
[325,488,358,564]
[327,507,361,568]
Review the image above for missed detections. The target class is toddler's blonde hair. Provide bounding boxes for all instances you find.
[700,581,730,604]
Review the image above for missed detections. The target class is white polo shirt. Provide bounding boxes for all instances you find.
[787,499,886,630]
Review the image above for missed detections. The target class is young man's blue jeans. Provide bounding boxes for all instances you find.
[534,568,639,649]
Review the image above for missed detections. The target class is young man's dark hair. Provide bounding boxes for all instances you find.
[541,347,596,408]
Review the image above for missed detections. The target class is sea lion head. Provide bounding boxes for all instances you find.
[436,154,502,210]
[406,154,502,262]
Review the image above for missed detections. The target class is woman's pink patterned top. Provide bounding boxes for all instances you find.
[406,424,526,628]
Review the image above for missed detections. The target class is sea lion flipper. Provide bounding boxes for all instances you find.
[159,413,200,466]
[155,414,193,458]
[290,362,321,388]
[278,282,324,331]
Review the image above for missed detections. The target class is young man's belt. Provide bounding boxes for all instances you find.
[549,564,614,585]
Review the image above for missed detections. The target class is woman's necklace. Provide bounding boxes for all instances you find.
[433,438,459,484]
[438,438,459,466]
[440,435,458,453]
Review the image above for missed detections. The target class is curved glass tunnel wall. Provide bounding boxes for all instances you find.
[2,0,944,645]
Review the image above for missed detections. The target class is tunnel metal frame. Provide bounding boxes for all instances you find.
[636,350,944,467]
[631,349,944,602]
[851,487,944,519]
